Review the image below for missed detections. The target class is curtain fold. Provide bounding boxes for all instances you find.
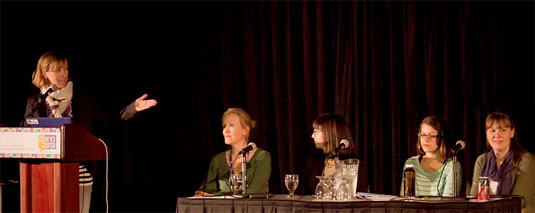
[213,1,524,195]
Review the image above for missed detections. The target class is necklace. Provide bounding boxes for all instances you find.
[228,150,249,174]
[325,158,333,168]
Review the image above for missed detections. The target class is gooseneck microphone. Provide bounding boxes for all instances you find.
[238,142,257,155]
[336,139,349,151]
[330,139,349,157]
[20,84,58,126]
[451,140,466,155]
[451,140,465,197]
[238,142,257,195]
[33,84,58,111]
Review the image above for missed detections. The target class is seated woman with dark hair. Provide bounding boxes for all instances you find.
[303,113,368,195]
[400,116,462,197]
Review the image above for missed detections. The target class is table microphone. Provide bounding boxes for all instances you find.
[336,139,349,151]
[451,140,465,155]
[331,139,349,157]
[238,142,257,155]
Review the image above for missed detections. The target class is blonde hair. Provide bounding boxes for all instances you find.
[32,51,69,88]
[222,108,256,141]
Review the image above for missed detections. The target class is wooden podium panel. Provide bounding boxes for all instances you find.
[20,162,79,212]
[0,123,107,212]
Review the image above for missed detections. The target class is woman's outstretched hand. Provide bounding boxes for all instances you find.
[134,93,158,112]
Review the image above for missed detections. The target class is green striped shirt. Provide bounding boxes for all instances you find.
[400,156,462,197]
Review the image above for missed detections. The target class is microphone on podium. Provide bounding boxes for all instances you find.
[21,84,58,126]
[30,84,58,113]
[36,84,58,106]
[238,142,257,155]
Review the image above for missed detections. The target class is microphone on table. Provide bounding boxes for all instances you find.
[448,140,465,197]
[238,142,257,155]
[450,140,466,155]
[331,139,349,157]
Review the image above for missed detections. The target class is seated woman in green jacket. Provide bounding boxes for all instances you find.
[470,112,535,213]
[196,108,271,196]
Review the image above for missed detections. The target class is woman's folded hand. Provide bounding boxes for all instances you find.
[194,190,214,197]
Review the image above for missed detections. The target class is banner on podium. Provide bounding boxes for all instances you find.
[0,127,62,159]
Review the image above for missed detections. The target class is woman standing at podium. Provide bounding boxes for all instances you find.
[23,51,157,213]
[196,108,271,196]
[469,112,535,213]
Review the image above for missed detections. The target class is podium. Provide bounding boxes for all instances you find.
[0,124,108,212]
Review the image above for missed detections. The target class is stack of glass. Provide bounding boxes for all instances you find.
[314,158,359,200]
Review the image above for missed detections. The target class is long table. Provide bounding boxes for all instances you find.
[176,194,521,212]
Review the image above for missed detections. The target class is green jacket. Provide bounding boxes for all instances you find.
[205,148,271,195]
[470,152,535,213]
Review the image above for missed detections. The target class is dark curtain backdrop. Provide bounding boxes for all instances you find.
[1,1,533,212]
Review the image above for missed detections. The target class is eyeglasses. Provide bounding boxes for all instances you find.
[418,132,441,139]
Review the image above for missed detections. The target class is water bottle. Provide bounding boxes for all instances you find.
[403,164,416,197]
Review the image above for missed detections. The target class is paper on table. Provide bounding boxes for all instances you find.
[187,195,237,199]
[356,192,397,201]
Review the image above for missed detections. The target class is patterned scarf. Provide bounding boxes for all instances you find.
[42,81,73,118]
[480,150,513,195]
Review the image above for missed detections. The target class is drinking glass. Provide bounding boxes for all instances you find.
[342,159,359,198]
[315,176,331,200]
[285,174,299,198]
[336,179,350,200]
[229,173,242,194]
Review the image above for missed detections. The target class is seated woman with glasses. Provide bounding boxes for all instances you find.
[400,116,462,197]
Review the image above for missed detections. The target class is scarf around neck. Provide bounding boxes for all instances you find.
[480,149,513,195]
[42,81,73,118]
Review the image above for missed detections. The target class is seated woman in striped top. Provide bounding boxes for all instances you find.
[400,116,462,197]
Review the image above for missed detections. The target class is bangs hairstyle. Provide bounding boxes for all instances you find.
[416,116,450,159]
[32,51,69,88]
[313,114,355,158]
[485,112,525,164]
[222,108,256,141]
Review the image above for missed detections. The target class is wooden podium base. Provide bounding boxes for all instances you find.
[20,162,79,212]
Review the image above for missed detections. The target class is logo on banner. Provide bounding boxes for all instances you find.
[38,135,57,151]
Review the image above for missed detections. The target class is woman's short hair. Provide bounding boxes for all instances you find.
[222,108,256,141]
[485,112,525,164]
[32,51,69,88]
[416,116,451,159]
[312,113,355,158]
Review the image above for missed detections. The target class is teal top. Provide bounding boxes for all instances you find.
[470,152,535,212]
[205,148,271,195]
[400,156,462,197]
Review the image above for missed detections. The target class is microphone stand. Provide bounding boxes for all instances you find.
[452,153,458,197]
[241,153,247,195]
